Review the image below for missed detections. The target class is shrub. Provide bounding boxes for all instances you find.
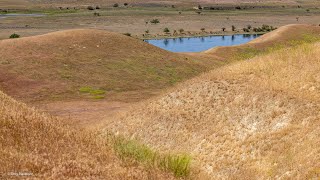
[145,30,149,34]
[243,28,250,32]
[196,11,201,15]
[163,28,170,33]
[252,24,277,32]
[200,28,205,32]
[9,33,20,39]
[123,33,131,36]
[95,5,100,9]
[198,4,202,10]
[113,3,119,7]
[150,19,160,24]
[247,25,252,29]
[222,27,226,32]
[179,28,184,33]
[87,6,94,10]
[124,3,128,6]
[93,12,100,16]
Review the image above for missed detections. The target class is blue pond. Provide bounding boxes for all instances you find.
[144,34,261,53]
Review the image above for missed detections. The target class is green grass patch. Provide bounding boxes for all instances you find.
[79,86,106,99]
[114,137,191,178]
[79,86,93,93]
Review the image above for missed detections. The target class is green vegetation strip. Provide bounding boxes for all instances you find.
[79,86,106,99]
[113,137,191,178]
[235,33,320,60]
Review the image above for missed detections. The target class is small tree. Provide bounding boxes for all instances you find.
[232,25,236,31]
[222,27,226,32]
[247,25,252,30]
[10,33,20,38]
[145,30,149,34]
[113,3,119,7]
[179,28,184,33]
[123,33,131,36]
[196,11,202,15]
[163,28,170,33]
[124,3,128,6]
[296,17,299,21]
[200,28,205,32]
[95,5,100,9]
[198,4,202,10]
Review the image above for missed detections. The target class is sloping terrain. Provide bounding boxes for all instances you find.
[0,29,220,103]
[106,41,320,178]
[0,90,175,179]
[204,24,320,61]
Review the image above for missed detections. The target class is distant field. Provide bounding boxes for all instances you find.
[1,0,320,9]
[0,6,320,40]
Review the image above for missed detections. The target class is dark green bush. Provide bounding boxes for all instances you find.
[9,33,20,39]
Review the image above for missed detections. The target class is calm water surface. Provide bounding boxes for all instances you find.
[144,34,261,52]
[0,13,45,19]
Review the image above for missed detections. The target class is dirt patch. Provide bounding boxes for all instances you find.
[38,100,130,129]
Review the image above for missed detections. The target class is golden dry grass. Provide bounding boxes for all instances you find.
[106,41,320,178]
[0,29,222,103]
[0,90,176,179]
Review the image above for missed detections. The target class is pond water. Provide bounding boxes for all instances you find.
[144,34,261,52]
[0,13,45,19]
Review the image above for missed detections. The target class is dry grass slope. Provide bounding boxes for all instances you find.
[106,41,320,178]
[204,24,320,61]
[0,90,176,179]
[0,29,221,103]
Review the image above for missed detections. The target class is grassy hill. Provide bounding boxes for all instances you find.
[106,40,320,178]
[0,90,178,179]
[0,29,221,103]
[1,25,319,104]
[203,24,320,61]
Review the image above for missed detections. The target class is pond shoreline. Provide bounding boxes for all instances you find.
[140,32,266,40]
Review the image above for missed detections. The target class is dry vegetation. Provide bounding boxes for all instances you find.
[1,23,320,178]
[0,90,185,179]
[0,29,221,103]
[106,39,320,178]
[204,24,320,61]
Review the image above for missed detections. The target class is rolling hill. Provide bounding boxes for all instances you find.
[0,29,221,103]
[0,90,176,179]
[204,24,320,61]
[106,39,320,178]
[1,25,319,104]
